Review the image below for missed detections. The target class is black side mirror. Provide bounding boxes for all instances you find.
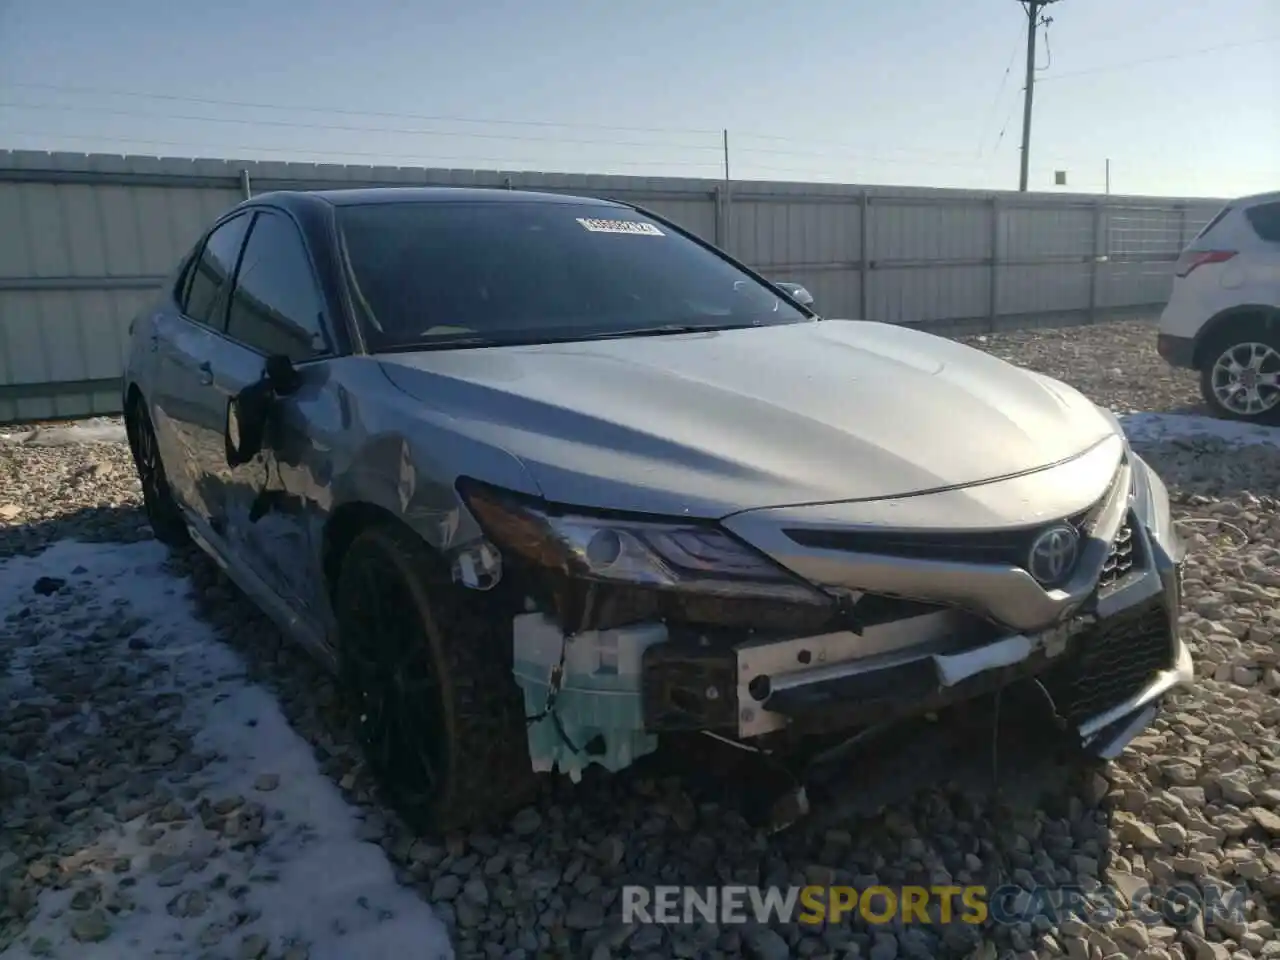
[265,354,301,397]
[224,355,298,466]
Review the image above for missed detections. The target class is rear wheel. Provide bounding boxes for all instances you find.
[1198,318,1280,424]
[334,523,538,834]
[127,398,190,547]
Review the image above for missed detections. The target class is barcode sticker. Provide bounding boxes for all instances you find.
[576,218,665,236]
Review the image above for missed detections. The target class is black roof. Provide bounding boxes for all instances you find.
[248,186,624,210]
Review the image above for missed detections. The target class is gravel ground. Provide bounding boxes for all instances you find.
[955,322,1202,417]
[2,318,1279,960]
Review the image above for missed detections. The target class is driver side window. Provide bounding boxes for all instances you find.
[225,210,330,361]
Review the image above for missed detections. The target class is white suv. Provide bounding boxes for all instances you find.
[1156,191,1280,422]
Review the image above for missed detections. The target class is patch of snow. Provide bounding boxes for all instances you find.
[0,541,453,960]
[1118,411,1280,449]
[0,418,128,446]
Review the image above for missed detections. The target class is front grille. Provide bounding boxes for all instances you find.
[1042,600,1171,726]
[1099,518,1142,590]
[783,508,1092,569]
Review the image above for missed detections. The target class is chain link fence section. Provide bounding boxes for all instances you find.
[1099,204,1213,311]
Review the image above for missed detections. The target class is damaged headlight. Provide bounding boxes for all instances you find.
[460,481,828,606]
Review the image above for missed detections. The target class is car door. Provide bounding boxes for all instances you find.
[150,211,254,520]
[196,207,337,612]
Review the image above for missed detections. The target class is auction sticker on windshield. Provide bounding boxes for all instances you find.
[576,217,665,236]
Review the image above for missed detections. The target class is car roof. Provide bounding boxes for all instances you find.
[1231,189,1280,207]
[247,186,628,211]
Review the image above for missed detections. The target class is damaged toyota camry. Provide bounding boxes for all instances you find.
[122,187,1192,833]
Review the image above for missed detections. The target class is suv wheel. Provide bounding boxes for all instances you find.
[1199,320,1280,424]
[334,523,538,834]
[127,399,191,547]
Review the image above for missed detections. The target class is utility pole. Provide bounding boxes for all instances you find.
[1017,0,1061,192]
[722,129,732,255]
[1105,158,1111,195]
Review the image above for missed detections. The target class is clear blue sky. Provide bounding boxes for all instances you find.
[0,0,1275,198]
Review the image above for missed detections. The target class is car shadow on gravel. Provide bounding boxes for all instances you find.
[2,505,1132,959]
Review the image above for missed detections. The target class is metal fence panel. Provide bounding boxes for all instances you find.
[729,193,863,319]
[0,149,1229,423]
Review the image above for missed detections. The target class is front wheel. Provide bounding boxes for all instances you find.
[334,523,538,834]
[1198,321,1280,424]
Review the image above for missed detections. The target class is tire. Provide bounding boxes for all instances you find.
[127,398,191,548]
[1197,318,1280,425]
[334,523,538,834]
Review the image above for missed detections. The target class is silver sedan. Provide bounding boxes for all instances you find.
[122,187,1191,833]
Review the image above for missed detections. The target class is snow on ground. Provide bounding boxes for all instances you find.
[1118,411,1280,449]
[0,540,452,960]
[0,419,128,447]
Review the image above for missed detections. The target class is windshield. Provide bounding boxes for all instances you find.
[335,200,810,350]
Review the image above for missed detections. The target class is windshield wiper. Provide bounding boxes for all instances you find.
[576,322,763,341]
[380,320,782,352]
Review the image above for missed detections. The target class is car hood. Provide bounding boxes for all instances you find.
[377,320,1117,518]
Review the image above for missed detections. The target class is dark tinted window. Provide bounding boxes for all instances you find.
[1246,202,1280,244]
[226,210,329,360]
[336,201,807,350]
[183,213,252,327]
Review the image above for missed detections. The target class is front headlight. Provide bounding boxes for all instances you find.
[459,480,830,607]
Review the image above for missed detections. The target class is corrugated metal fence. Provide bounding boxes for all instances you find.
[0,150,1224,423]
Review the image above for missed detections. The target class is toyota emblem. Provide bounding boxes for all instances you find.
[1027,523,1080,586]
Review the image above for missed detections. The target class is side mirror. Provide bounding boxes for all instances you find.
[224,355,298,466]
[265,354,301,397]
[775,282,815,308]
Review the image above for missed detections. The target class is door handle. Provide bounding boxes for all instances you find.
[197,361,214,386]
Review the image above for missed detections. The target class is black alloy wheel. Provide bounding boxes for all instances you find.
[334,523,538,834]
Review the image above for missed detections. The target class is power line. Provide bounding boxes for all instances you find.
[1035,35,1280,84]
[6,117,1269,180]
[0,129,724,170]
[0,100,1049,171]
[0,99,723,153]
[0,98,1115,172]
[2,81,725,138]
[992,89,1022,154]
[978,20,1027,157]
[0,81,992,165]
[9,128,1274,193]
[3,127,1102,183]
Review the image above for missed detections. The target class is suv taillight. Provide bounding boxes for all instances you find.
[1174,249,1237,278]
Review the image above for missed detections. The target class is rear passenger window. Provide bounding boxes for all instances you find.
[225,210,329,360]
[183,213,252,328]
[1245,203,1280,244]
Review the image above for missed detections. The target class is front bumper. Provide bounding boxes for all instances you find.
[511,453,1191,780]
